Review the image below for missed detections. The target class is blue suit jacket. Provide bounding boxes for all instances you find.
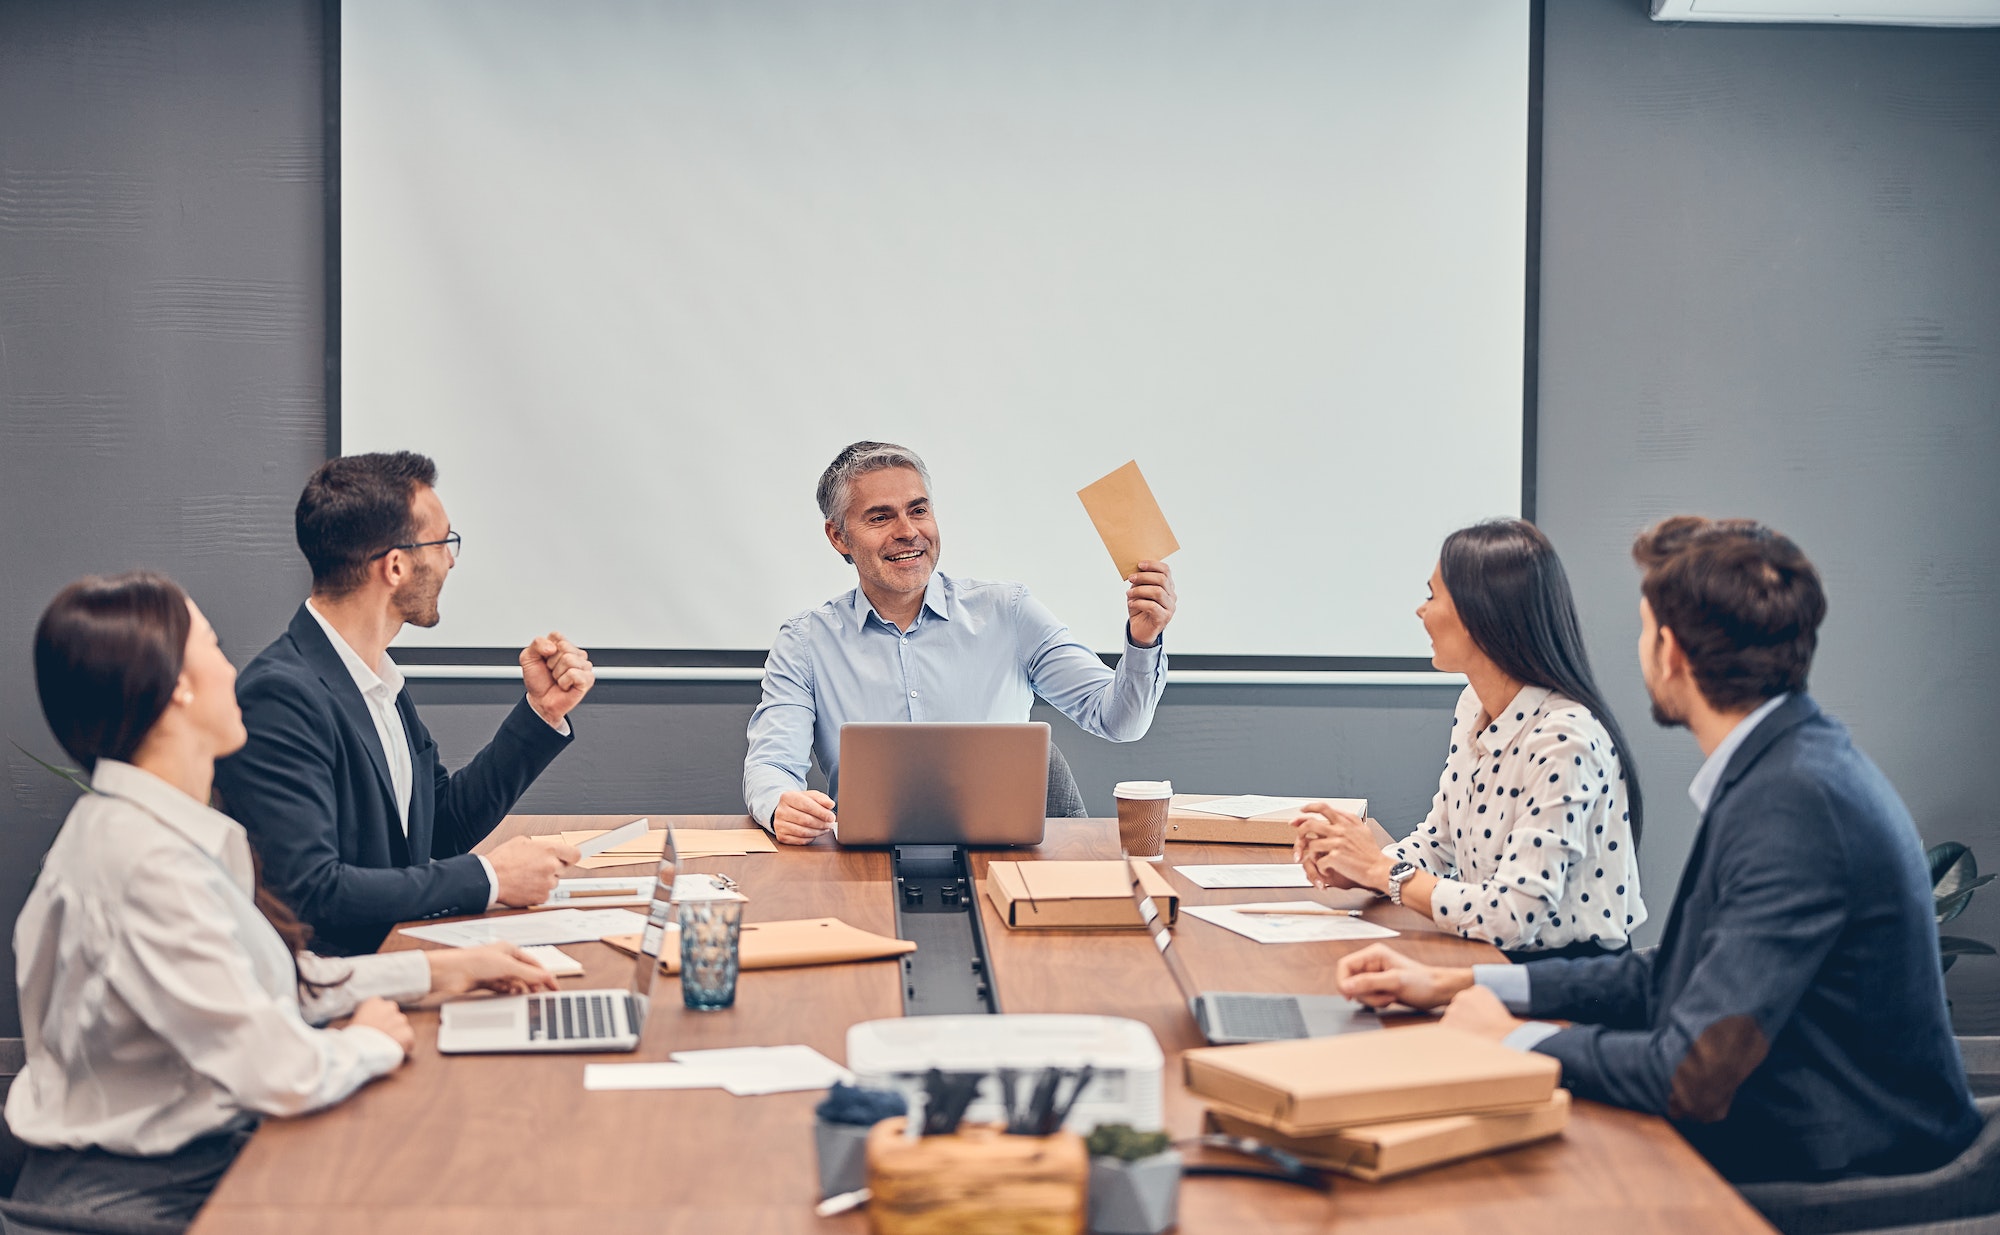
[1524,694,1980,1181]
[214,605,572,955]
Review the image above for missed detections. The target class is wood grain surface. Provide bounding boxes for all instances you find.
[188,815,1772,1235]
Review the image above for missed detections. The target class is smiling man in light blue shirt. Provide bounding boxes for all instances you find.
[744,441,1176,843]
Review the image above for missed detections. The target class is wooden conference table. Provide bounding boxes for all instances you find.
[190,816,1773,1235]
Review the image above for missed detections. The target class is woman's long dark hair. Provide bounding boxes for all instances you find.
[1439,521,1644,845]
[33,571,336,983]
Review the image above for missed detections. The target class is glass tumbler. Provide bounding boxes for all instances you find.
[678,897,743,1010]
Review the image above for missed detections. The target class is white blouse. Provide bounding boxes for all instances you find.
[1385,686,1646,953]
[6,760,431,1156]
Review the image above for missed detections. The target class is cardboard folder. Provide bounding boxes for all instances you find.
[1166,795,1376,847]
[1182,1025,1561,1135]
[984,858,1180,929]
[601,916,915,975]
[1203,1089,1571,1181]
[562,827,776,869]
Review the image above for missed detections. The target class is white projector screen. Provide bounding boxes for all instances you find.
[339,0,1529,661]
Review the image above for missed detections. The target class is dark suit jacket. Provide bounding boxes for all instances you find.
[1524,694,1981,1182]
[214,605,573,955]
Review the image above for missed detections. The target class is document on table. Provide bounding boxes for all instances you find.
[1174,794,1318,819]
[584,1045,852,1095]
[1174,863,1313,889]
[520,945,584,977]
[398,908,651,948]
[533,877,654,908]
[572,818,650,858]
[1185,903,1400,944]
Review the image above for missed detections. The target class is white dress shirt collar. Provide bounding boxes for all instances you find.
[1471,684,1556,756]
[1688,692,1790,814]
[847,569,957,632]
[304,598,406,700]
[89,758,256,896]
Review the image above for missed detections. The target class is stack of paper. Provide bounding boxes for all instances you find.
[398,908,651,949]
[1174,864,1313,890]
[1183,903,1398,945]
[584,1045,852,1095]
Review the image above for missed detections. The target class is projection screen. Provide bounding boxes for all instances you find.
[339,0,1532,664]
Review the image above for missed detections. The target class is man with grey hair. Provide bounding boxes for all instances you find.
[743,441,1177,843]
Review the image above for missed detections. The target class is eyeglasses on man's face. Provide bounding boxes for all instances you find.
[369,531,462,563]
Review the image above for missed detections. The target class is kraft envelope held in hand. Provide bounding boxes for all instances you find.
[1077,460,1180,580]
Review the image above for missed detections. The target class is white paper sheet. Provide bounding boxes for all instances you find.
[584,1046,853,1096]
[1173,864,1313,889]
[670,1045,854,1096]
[1173,794,1318,819]
[399,908,651,948]
[1185,903,1400,944]
[573,818,650,858]
[520,945,584,977]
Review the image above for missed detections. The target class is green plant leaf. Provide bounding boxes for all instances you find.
[1931,844,1980,900]
[1937,882,1994,926]
[1939,936,1998,958]
[9,740,92,794]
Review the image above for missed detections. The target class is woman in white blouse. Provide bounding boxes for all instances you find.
[1294,521,1647,961]
[6,572,557,1232]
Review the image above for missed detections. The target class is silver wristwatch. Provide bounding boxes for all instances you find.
[1385,861,1417,906]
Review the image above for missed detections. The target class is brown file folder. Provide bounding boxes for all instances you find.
[602,916,915,975]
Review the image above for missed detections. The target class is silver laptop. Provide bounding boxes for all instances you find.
[834,722,1049,846]
[436,854,679,1055]
[1128,869,1378,1045]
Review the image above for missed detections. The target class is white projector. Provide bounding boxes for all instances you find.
[845,1014,1164,1133]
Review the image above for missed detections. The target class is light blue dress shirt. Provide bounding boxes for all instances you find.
[1476,693,1792,1052]
[742,571,1168,827]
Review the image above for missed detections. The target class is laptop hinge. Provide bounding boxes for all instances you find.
[891,844,1001,1016]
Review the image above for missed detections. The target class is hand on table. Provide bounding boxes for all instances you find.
[1291,802,1392,891]
[348,997,414,1058]
[488,834,582,906]
[1334,943,1474,1011]
[425,942,562,999]
[1125,560,1177,648]
[1437,984,1527,1042]
[772,790,836,845]
[521,631,595,726]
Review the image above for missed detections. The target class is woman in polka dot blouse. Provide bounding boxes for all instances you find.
[1294,520,1646,962]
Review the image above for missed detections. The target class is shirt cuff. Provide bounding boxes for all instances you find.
[480,854,502,909]
[1121,626,1166,662]
[526,693,572,737]
[1502,1021,1563,1053]
[1473,963,1533,1013]
[341,1024,410,1075]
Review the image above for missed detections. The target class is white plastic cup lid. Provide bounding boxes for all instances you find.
[1113,780,1173,800]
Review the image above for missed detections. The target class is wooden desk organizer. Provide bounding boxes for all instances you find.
[864,1118,1087,1235]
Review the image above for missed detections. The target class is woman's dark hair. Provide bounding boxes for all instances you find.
[1631,515,1825,711]
[296,451,438,596]
[32,571,335,983]
[1439,520,1644,845]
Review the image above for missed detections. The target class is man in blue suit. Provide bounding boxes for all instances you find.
[216,452,593,955]
[1335,516,1980,1183]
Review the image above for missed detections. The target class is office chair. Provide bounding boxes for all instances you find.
[1045,742,1087,819]
[1735,1097,2000,1235]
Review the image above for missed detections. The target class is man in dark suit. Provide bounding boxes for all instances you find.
[215,452,593,955]
[1333,517,1980,1183]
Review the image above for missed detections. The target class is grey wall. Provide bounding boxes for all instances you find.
[3,0,1997,1040]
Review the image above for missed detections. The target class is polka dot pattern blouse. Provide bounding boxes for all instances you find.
[1384,685,1646,953]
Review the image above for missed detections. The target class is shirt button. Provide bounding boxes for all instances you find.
[909,691,919,698]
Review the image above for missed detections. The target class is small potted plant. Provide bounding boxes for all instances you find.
[1086,1123,1181,1235]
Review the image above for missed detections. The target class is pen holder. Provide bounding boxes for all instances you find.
[865,1119,1087,1235]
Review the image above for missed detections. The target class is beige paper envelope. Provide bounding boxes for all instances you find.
[669,829,780,858]
[1077,460,1179,580]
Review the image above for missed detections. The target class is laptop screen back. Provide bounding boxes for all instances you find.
[834,722,1050,846]
[1128,863,1203,1006]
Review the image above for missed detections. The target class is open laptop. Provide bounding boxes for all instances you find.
[436,853,679,1055]
[834,722,1049,846]
[1128,868,1378,1045]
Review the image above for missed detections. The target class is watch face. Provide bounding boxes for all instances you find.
[1389,862,1415,881]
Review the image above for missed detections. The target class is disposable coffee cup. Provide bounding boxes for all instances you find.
[1114,780,1173,861]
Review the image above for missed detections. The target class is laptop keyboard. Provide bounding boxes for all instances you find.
[527,992,623,1042]
[1209,994,1309,1041]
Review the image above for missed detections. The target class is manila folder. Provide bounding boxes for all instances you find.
[602,917,915,975]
